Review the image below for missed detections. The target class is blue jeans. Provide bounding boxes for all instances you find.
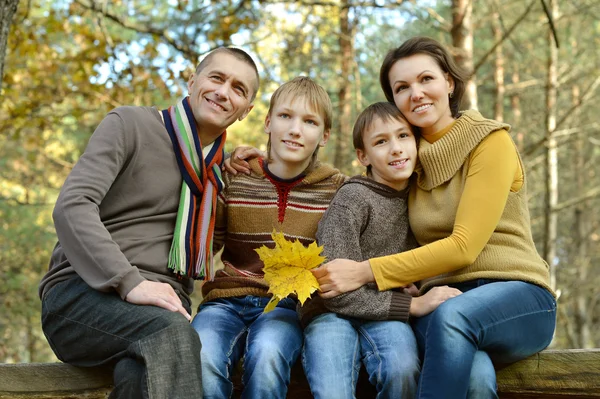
[412,280,556,399]
[41,277,202,399]
[191,296,302,399]
[303,312,419,399]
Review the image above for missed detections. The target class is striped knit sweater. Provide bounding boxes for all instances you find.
[201,158,346,303]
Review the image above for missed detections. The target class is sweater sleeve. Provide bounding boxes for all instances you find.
[316,195,411,321]
[370,130,522,290]
[52,110,145,299]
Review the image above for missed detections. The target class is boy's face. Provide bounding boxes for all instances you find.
[265,95,329,170]
[356,116,417,191]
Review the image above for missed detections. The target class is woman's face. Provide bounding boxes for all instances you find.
[388,53,455,137]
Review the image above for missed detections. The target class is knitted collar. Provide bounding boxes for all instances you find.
[344,175,411,198]
[415,110,510,190]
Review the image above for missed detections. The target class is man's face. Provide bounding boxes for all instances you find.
[187,53,257,142]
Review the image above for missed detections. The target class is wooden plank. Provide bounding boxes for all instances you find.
[0,363,112,398]
[1,348,600,398]
[497,349,600,397]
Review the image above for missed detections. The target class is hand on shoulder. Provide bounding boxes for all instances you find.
[223,146,265,175]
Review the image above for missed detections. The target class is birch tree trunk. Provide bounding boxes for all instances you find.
[510,69,523,151]
[334,0,352,171]
[0,0,19,92]
[493,11,504,122]
[451,0,477,110]
[543,0,558,290]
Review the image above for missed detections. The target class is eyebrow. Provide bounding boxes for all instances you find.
[370,126,410,138]
[394,70,435,84]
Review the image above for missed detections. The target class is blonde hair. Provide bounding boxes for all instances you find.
[266,76,332,171]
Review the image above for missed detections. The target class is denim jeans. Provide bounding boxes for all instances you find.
[41,276,202,399]
[303,312,419,399]
[191,296,302,399]
[412,280,556,399]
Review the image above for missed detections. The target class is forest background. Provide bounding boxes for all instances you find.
[0,0,599,363]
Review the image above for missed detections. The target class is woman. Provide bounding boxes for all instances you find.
[314,36,556,399]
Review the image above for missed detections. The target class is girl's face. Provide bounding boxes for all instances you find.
[388,53,455,137]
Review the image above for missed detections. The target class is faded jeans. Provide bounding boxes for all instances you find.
[41,276,202,399]
[303,312,420,399]
[191,296,302,399]
[412,279,556,399]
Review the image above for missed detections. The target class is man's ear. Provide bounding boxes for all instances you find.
[319,129,331,147]
[187,73,196,93]
[356,149,370,167]
[238,104,254,122]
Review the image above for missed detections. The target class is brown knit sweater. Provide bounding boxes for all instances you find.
[201,158,346,304]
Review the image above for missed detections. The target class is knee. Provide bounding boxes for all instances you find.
[468,352,497,399]
[427,301,470,336]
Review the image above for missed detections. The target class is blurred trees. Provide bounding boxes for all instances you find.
[1,0,599,362]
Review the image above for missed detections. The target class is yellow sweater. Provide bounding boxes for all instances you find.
[370,110,553,296]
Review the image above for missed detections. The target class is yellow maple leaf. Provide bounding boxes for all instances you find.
[255,230,325,313]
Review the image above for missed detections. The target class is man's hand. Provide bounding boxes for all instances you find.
[125,280,191,320]
[223,146,265,175]
[409,286,462,318]
[313,259,375,299]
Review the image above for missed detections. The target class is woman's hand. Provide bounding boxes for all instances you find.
[312,259,375,298]
[409,285,462,318]
[223,146,265,175]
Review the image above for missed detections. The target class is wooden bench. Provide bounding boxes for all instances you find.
[1,349,599,398]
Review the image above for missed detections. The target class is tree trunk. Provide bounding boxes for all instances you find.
[510,69,523,151]
[333,0,352,172]
[493,11,504,122]
[451,0,477,110]
[0,0,19,93]
[543,0,558,290]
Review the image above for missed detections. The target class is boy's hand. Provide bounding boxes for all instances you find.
[223,146,264,175]
[409,285,462,318]
[401,283,419,297]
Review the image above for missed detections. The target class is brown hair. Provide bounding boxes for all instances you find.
[195,47,260,101]
[352,102,415,174]
[379,37,469,118]
[266,76,333,171]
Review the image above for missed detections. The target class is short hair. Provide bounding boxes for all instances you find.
[352,102,414,174]
[266,76,333,171]
[379,37,469,118]
[195,47,260,101]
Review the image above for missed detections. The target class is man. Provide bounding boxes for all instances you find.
[39,47,259,399]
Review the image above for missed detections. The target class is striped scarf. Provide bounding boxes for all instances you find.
[162,97,226,280]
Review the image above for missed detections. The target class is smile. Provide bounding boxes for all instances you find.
[282,140,303,148]
[389,159,408,167]
[206,98,226,111]
[413,104,432,113]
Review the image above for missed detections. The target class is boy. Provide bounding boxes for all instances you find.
[301,102,460,398]
[191,76,346,399]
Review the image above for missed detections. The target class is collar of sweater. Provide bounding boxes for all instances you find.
[344,175,411,198]
[415,110,511,190]
[248,157,342,185]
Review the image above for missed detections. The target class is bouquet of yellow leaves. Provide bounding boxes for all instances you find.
[255,230,325,313]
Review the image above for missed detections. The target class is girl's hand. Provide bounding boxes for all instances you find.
[313,259,374,298]
[409,286,462,318]
[223,146,264,175]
